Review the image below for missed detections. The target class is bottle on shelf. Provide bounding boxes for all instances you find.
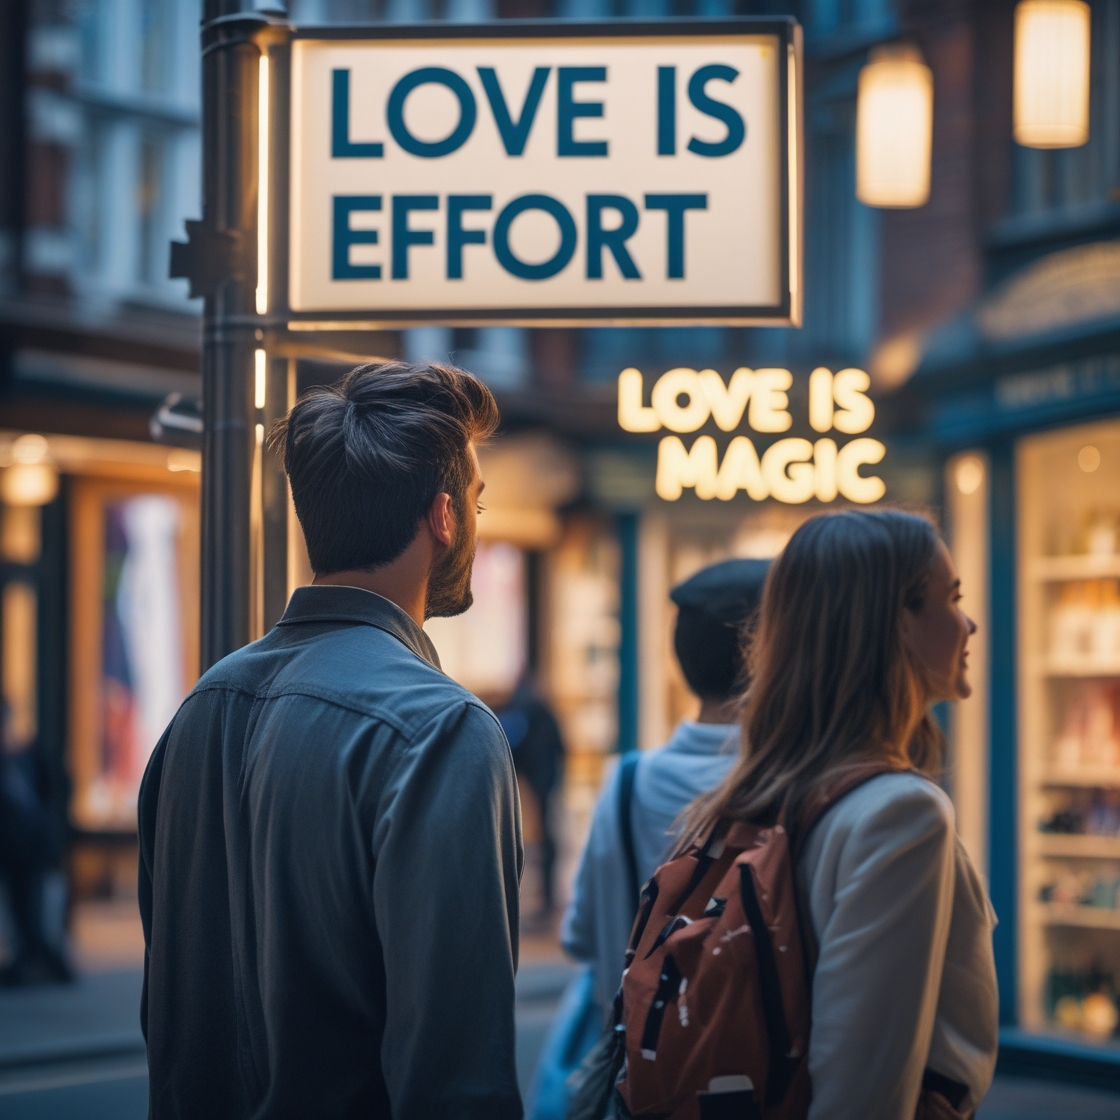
[1040,789,1120,837]
[1047,954,1120,1041]
[1050,582,1096,663]
[1085,511,1119,558]
[1086,792,1120,837]
[1097,581,1120,663]
[1052,682,1120,771]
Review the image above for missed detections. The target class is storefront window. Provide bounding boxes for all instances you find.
[2,580,38,749]
[424,540,527,697]
[1018,420,1120,1045]
[549,518,621,763]
[70,480,199,831]
[94,496,186,824]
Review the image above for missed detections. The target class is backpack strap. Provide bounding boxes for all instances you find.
[782,762,909,986]
[783,761,909,848]
[617,750,642,918]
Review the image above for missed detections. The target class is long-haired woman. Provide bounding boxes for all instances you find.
[681,509,998,1119]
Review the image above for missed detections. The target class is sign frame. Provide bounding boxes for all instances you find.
[277,18,803,331]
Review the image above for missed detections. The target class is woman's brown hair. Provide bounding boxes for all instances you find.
[680,509,943,846]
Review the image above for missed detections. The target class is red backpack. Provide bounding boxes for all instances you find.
[614,763,907,1120]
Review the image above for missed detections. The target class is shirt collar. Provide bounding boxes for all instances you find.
[666,720,739,756]
[277,585,442,671]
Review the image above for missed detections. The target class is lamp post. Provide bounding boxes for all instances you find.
[1013,0,1091,148]
[170,1,299,668]
[855,44,933,209]
[168,1,288,668]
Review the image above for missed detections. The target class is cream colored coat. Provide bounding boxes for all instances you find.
[797,772,999,1120]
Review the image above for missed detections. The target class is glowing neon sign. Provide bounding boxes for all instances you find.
[617,366,886,504]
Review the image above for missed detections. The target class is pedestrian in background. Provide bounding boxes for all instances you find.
[647,510,999,1120]
[138,363,523,1120]
[0,700,71,986]
[528,559,769,1120]
[496,676,565,926]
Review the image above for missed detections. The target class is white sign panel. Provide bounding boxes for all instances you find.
[288,21,801,327]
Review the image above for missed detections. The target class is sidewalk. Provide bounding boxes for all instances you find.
[0,969,144,1073]
[1,963,1119,1118]
[0,969,147,1120]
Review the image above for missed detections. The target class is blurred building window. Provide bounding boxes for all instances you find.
[141,0,177,95]
[749,95,879,370]
[291,0,384,20]
[138,135,164,287]
[0,507,42,566]
[803,113,879,361]
[289,0,498,19]
[807,0,895,43]
[66,0,202,306]
[2,581,38,749]
[89,494,187,826]
[69,477,200,833]
[425,541,527,696]
[1010,0,1120,218]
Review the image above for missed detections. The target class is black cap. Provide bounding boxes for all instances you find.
[670,558,771,625]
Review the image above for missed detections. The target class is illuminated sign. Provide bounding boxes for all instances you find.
[287,20,802,328]
[617,366,886,504]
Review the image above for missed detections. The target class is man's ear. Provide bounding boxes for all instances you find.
[427,492,455,547]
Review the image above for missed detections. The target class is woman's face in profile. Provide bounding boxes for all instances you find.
[901,540,977,703]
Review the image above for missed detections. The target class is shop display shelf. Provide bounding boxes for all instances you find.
[1018,427,1120,1044]
[1042,904,1120,931]
[1038,834,1120,859]
[1030,555,1120,582]
[1043,767,1120,789]
[1043,658,1120,678]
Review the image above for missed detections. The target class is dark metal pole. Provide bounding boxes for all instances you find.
[195,2,285,669]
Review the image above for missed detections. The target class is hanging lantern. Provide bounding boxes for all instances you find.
[1,434,58,507]
[856,44,933,209]
[1013,0,1091,149]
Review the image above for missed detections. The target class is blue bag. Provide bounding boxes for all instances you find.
[526,752,642,1120]
[525,965,604,1120]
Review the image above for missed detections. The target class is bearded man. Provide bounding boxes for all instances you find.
[138,362,522,1120]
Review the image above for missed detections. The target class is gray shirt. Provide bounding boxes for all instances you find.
[138,585,524,1120]
[561,721,738,1008]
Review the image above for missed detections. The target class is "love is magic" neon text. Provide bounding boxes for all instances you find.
[617,366,886,505]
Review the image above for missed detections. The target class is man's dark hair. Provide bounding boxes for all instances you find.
[673,607,750,702]
[272,361,499,575]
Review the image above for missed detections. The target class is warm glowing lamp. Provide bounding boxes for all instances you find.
[1013,0,1091,149]
[1,464,58,506]
[2,434,58,506]
[856,45,933,209]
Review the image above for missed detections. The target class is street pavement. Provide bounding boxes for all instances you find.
[0,969,146,1120]
[1,964,1119,1118]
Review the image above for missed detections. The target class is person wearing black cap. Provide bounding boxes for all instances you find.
[527,558,769,1120]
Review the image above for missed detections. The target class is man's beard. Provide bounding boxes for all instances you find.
[425,510,475,619]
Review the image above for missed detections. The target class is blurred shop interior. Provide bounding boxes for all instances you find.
[0,0,1119,1078]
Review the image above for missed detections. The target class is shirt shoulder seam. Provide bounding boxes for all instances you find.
[185,680,455,740]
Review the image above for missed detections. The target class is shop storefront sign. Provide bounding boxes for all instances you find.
[927,352,1120,443]
[287,20,802,327]
[618,365,886,503]
[996,353,1120,413]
